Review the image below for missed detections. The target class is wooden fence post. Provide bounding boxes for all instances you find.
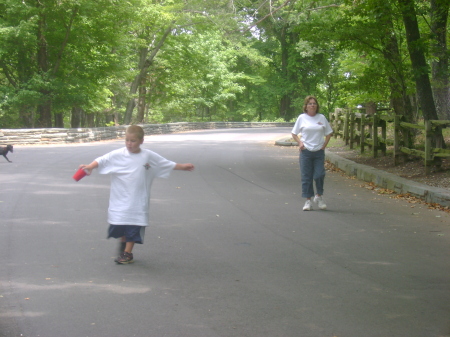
[350,112,355,149]
[373,114,379,158]
[360,113,366,154]
[393,115,400,165]
[331,109,338,138]
[329,109,449,175]
[425,120,433,175]
[344,110,349,144]
[380,117,387,156]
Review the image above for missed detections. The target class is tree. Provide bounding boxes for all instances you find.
[331,0,415,119]
[0,0,137,127]
[122,0,276,123]
[430,0,450,120]
[397,0,439,121]
[2,0,449,128]
[124,23,175,125]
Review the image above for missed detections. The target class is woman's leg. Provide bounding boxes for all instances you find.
[313,150,326,196]
[300,149,315,198]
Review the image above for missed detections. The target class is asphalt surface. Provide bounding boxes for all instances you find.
[0,127,449,337]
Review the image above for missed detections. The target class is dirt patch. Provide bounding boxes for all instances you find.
[327,139,450,190]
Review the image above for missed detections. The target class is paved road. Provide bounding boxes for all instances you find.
[1,127,449,337]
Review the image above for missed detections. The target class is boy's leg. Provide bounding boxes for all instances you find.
[109,225,144,264]
[108,226,126,254]
[116,226,144,264]
[119,237,126,254]
[115,241,134,264]
[125,241,135,254]
[115,251,134,264]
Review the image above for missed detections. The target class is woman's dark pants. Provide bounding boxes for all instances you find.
[299,149,325,198]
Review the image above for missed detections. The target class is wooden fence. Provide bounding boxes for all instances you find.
[329,108,450,175]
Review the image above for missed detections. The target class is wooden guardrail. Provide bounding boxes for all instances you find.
[395,119,450,174]
[330,108,394,157]
[329,108,450,175]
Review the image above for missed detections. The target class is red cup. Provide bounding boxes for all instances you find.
[73,168,87,181]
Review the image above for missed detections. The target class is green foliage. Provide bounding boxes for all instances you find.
[0,0,448,127]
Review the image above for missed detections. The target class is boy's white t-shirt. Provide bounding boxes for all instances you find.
[291,113,333,151]
[95,147,176,226]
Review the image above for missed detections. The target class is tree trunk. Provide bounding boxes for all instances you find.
[85,113,95,127]
[378,0,415,122]
[280,96,291,119]
[18,107,34,128]
[124,99,136,125]
[365,101,377,115]
[384,41,414,122]
[36,6,52,127]
[71,107,83,128]
[54,112,64,128]
[431,0,450,120]
[36,98,52,128]
[397,0,439,121]
[278,27,296,121]
[124,23,175,125]
[123,48,146,125]
[35,3,77,127]
[136,77,147,123]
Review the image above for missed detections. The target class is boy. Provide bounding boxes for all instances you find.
[79,125,194,264]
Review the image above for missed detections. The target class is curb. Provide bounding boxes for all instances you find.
[275,139,450,208]
[275,139,298,146]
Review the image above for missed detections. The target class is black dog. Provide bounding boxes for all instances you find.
[0,145,13,162]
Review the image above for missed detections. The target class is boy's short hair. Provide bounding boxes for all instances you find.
[126,125,144,140]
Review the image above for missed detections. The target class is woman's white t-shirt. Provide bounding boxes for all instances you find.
[95,147,176,226]
[291,113,333,151]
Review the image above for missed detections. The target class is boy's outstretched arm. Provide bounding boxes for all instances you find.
[174,163,195,171]
[79,160,99,175]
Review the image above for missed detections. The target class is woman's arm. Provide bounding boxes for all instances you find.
[291,133,304,151]
[321,133,333,150]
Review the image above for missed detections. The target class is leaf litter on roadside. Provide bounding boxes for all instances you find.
[326,162,450,214]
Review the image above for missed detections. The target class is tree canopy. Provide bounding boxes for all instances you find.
[0,0,449,128]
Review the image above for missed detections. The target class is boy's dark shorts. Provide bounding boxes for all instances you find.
[107,225,145,244]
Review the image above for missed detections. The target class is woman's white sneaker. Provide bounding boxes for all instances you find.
[314,195,327,210]
[303,199,312,211]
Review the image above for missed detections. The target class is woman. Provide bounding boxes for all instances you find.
[291,96,333,211]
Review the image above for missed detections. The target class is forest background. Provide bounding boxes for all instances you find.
[0,0,449,129]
